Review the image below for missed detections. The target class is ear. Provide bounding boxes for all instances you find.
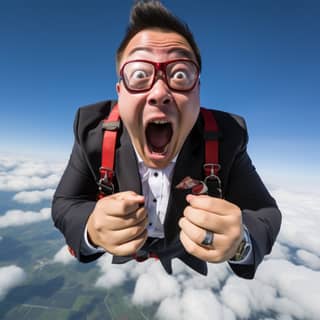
[116,82,121,94]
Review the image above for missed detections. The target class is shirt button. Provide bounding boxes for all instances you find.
[154,172,158,177]
[149,222,153,226]
[153,198,157,203]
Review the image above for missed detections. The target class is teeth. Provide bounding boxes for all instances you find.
[151,120,169,124]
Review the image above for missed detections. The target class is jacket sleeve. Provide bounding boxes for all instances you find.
[52,109,104,263]
[225,123,282,279]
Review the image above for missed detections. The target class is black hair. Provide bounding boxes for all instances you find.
[116,0,201,72]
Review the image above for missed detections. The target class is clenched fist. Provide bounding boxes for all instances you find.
[87,191,148,256]
[179,194,243,263]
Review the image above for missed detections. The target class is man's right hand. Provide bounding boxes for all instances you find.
[87,191,148,256]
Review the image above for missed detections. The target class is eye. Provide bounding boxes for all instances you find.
[131,70,148,79]
[172,70,188,79]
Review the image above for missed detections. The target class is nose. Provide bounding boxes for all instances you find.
[147,78,172,107]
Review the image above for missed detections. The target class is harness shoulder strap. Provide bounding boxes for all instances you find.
[98,104,120,198]
[200,107,219,174]
[200,107,222,198]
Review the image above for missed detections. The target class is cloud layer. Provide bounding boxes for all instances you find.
[0,154,60,228]
[12,188,55,204]
[1,154,319,319]
[0,265,26,300]
[0,208,51,228]
[0,154,64,192]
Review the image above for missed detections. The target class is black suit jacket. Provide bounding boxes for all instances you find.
[52,100,281,279]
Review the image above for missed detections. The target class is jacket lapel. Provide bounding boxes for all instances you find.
[115,125,142,195]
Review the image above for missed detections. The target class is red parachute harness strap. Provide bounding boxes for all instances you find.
[68,104,121,258]
[98,103,121,199]
[200,107,222,198]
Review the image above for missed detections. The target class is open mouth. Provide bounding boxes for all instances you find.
[145,120,173,155]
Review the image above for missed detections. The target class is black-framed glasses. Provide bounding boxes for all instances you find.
[119,59,200,93]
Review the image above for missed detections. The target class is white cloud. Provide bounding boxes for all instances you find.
[8,161,63,178]
[157,288,234,320]
[154,295,182,320]
[0,208,51,228]
[132,263,180,305]
[0,154,64,192]
[296,249,320,270]
[177,261,230,292]
[221,272,306,320]
[257,259,320,319]
[92,181,320,320]
[95,254,135,289]
[273,188,320,256]
[53,245,76,265]
[0,265,26,300]
[266,242,290,260]
[95,266,128,289]
[13,188,55,204]
[0,154,21,171]
[0,173,60,192]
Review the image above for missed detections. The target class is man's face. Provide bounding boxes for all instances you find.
[117,29,200,168]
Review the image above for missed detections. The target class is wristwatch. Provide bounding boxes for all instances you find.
[231,225,251,262]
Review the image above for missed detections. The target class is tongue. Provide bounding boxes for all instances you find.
[146,123,172,153]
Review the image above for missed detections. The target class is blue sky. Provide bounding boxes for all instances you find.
[1,0,319,183]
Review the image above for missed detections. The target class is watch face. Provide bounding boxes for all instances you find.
[240,242,251,260]
[233,240,246,261]
[232,239,251,261]
[231,225,252,261]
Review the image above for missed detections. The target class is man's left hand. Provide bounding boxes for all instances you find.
[178,194,243,263]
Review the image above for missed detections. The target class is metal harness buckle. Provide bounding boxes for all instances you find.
[98,167,115,195]
[203,163,222,198]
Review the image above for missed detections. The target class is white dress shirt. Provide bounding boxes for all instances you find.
[137,153,176,238]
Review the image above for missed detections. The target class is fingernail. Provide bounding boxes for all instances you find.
[186,194,194,202]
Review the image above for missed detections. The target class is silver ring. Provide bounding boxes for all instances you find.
[201,230,214,246]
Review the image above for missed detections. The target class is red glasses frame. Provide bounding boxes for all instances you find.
[119,59,200,93]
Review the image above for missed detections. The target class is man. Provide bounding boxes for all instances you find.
[52,0,281,279]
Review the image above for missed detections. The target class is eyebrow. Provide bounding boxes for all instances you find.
[127,47,195,60]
